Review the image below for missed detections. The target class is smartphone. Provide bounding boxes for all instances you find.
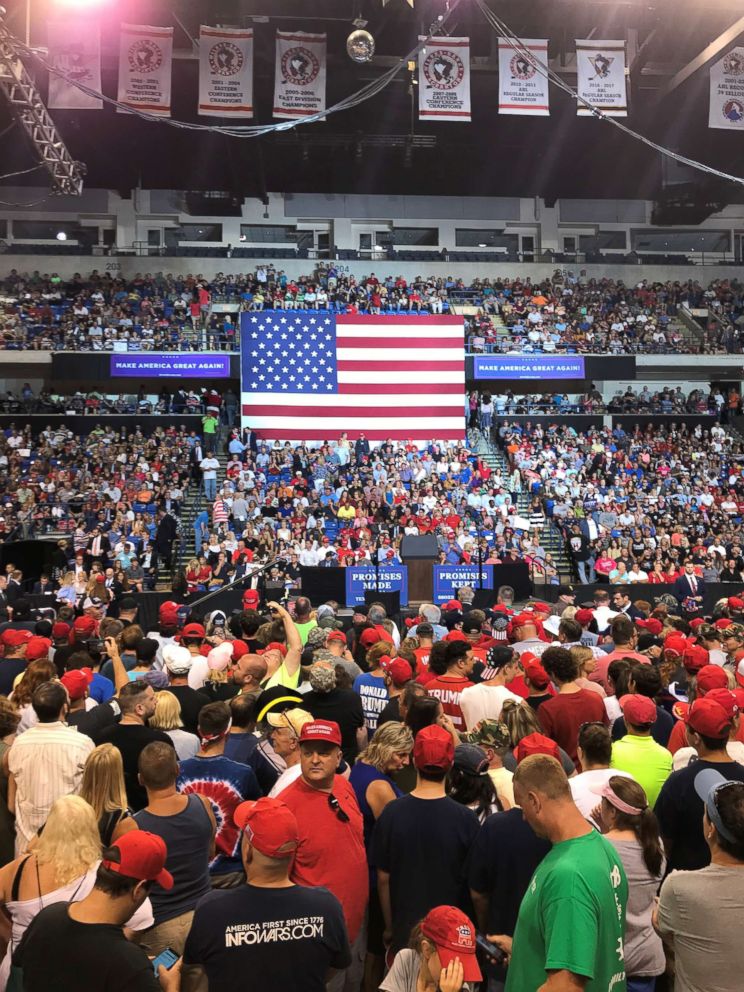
[476,934,505,965]
[152,948,179,974]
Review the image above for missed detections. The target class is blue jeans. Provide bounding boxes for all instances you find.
[204,478,216,501]
[627,978,656,992]
[577,558,596,584]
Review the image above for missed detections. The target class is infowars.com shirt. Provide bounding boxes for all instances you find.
[183,882,351,991]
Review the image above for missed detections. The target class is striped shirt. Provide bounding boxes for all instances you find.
[8,721,94,854]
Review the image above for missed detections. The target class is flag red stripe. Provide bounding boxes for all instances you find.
[246,405,463,418]
[337,336,463,349]
[251,429,464,441]
[340,382,463,394]
[337,315,462,325]
[337,360,463,372]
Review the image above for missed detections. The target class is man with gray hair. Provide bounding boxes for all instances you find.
[458,585,476,609]
[303,663,366,764]
[367,603,399,649]
[409,604,448,641]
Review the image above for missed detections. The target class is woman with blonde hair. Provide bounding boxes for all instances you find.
[149,690,199,760]
[0,698,20,867]
[79,744,138,846]
[350,722,414,989]
[0,795,153,987]
[499,699,577,778]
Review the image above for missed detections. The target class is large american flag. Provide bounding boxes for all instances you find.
[240,312,465,442]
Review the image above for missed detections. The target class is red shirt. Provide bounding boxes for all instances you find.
[537,689,608,768]
[413,647,431,676]
[425,675,474,730]
[280,774,368,942]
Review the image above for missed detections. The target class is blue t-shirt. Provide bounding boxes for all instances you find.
[183,883,351,992]
[353,673,389,732]
[177,755,260,875]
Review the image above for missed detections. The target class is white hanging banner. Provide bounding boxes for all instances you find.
[498,38,549,116]
[709,48,744,130]
[198,25,254,118]
[47,19,102,110]
[117,23,173,117]
[576,40,627,117]
[418,37,471,121]
[273,31,326,119]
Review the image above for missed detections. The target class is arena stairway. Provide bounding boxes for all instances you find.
[167,437,229,582]
[471,429,574,585]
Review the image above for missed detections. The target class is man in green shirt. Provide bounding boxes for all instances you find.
[201,413,219,453]
[611,694,672,806]
[490,754,628,992]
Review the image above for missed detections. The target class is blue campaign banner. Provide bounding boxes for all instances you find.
[473,355,585,380]
[345,566,409,607]
[433,565,494,605]
[110,354,231,378]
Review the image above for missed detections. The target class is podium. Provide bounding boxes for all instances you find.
[401,535,439,604]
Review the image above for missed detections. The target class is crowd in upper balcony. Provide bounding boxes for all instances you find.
[2,265,744,354]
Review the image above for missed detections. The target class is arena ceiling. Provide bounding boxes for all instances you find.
[1,0,743,204]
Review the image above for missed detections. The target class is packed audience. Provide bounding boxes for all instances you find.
[0,385,238,421]
[2,265,743,354]
[0,570,743,991]
[498,418,744,585]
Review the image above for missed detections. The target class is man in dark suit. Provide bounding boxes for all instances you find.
[610,587,645,620]
[86,527,111,565]
[354,433,370,463]
[673,561,706,609]
[0,577,9,622]
[32,574,57,595]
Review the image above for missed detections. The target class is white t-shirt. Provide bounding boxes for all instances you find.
[268,763,302,797]
[672,741,744,772]
[459,683,522,731]
[187,655,210,690]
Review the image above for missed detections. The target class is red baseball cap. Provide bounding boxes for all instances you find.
[732,688,744,711]
[524,660,550,690]
[327,631,347,644]
[359,628,383,649]
[25,636,51,662]
[575,609,594,626]
[444,630,468,643]
[413,725,455,771]
[181,623,206,639]
[101,831,173,890]
[619,693,657,726]
[380,656,413,687]
[420,906,482,983]
[233,798,299,859]
[664,633,688,658]
[728,597,744,611]
[688,617,706,631]
[637,618,663,636]
[299,720,342,747]
[1,629,32,648]
[264,641,287,657]
[444,600,462,611]
[685,697,732,738]
[531,601,551,615]
[61,668,93,701]
[704,688,738,721]
[158,600,180,618]
[230,640,249,661]
[52,621,71,640]
[514,732,559,764]
[510,613,537,630]
[696,664,729,694]
[682,644,709,673]
[72,615,97,640]
[714,618,734,630]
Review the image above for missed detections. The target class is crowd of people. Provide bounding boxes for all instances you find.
[0,385,238,423]
[2,265,743,355]
[497,418,744,586]
[0,573,742,991]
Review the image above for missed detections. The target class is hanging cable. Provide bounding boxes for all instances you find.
[0,163,44,182]
[474,0,744,187]
[7,2,464,139]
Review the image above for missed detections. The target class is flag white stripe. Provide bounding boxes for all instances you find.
[243,393,462,407]
[337,348,463,362]
[242,416,465,430]
[338,370,464,384]
[336,326,463,340]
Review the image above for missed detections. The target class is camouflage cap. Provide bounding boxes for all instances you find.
[464,720,511,750]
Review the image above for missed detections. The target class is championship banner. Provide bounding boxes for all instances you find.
[576,40,627,117]
[117,24,173,117]
[345,566,409,608]
[273,31,327,119]
[498,38,549,115]
[709,48,744,130]
[418,37,471,121]
[433,566,494,606]
[47,19,102,110]
[198,25,254,118]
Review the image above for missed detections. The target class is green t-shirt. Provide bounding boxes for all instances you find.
[294,619,317,646]
[506,829,628,992]
[202,415,218,435]
[611,734,672,807]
